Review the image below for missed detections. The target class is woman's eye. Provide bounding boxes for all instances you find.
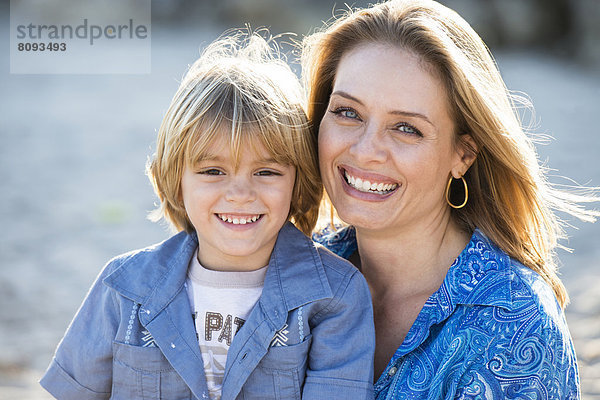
[395,123,422,137]
[330,107,360,120]
[199,168,223,175]
[341,109,358,119]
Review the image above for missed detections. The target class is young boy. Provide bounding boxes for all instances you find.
[40,32,375,400]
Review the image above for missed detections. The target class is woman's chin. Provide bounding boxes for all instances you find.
[336,208,391,231]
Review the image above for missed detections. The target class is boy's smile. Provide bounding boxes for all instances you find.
[216,213,262,225]
[181,136,295,272]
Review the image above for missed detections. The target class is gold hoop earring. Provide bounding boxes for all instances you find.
[446,175,468,209]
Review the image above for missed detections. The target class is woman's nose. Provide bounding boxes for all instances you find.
[224,177,257,203]
[348,122,387,164]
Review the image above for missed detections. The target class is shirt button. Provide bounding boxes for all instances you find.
[388,366,398,376]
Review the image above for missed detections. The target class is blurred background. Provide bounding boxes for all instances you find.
[1,0,599,398]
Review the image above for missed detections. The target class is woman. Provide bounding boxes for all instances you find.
[303,0,596,398]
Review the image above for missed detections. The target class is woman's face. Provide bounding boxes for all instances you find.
[318,43,469,235]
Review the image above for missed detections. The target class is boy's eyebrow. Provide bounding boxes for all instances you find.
[256,157,280,164]
[330,90,433,126]
[194,154,223,163]
[195,155,282,164]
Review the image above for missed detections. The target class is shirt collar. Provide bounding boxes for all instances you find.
[397,228,514,355]
[322,227,514,307]
[256,222,333,329]
[103,230,197,317]
[103,222,332,326]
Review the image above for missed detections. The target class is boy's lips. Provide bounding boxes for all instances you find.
[216,213,263,225]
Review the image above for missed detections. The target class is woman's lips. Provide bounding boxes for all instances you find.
[343,170,398,194]
[338,166,400,199]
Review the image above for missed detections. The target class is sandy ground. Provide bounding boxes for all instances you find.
[1,24,599,399]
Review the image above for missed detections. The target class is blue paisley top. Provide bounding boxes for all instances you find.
[314,226,580,399]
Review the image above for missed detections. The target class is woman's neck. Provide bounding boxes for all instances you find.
[355,218,471,378]
[355,219,469,300]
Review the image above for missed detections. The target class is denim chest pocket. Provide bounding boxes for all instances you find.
[111,341,192,400]
[239,334,312,400]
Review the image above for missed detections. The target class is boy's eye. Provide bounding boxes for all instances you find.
[199,168,224,175]
[255,169,282,176]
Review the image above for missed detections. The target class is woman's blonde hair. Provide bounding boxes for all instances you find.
[148,30,322,235]
[302,0,598,307]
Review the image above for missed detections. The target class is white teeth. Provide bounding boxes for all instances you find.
[344,171,398,194]
[218,214,261,224]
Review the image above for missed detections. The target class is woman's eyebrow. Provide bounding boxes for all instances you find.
[331,90,433,126]
[389,110,433,126]
[331,90,364,105]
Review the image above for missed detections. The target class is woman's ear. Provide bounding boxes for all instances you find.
[453,134,478,176]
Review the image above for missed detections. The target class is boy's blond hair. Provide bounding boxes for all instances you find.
[148,31,322,235]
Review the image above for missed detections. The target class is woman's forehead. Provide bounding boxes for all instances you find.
[333,43,451,126]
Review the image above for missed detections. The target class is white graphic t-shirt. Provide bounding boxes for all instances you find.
[186,250,267,400]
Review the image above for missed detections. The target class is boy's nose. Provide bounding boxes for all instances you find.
[225,178,257,203]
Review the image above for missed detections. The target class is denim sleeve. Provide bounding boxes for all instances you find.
[40,261,121,399]
[303,268,375,400]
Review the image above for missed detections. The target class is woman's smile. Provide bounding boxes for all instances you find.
[339,165,400,200]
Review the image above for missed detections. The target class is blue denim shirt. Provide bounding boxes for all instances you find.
[41,222,375,399]
[315,226,580,399]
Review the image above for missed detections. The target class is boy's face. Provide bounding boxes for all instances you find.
[181,136,296,271]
